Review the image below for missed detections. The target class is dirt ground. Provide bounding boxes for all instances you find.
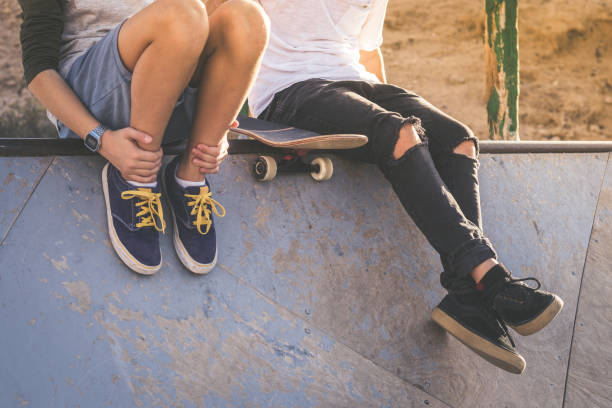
[1,0,611,140]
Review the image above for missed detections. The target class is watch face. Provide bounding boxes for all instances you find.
[84,134,99,151]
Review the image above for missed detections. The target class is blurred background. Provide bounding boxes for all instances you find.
[1,0,610,140]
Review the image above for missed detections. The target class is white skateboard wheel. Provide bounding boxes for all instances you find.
[254,155,277,181]
[310,157,333,181]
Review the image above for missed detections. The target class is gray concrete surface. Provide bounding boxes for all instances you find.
[564,158,612,408]
[0,152,610,407]
[0,157,51,244]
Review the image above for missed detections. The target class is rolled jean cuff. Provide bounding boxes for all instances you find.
[450,237,497,278]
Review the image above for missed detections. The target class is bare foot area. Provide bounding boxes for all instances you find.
[1,0,610,140]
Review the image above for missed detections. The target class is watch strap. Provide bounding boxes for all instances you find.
[84,124,107,152]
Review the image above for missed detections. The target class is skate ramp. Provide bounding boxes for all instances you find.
[0,150,610,407]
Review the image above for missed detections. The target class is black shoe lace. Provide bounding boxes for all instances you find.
[497,276,542,304]
[507,276,541,290]
[447,275,518,348]
[487,307,516,348]
[487,276,542,348]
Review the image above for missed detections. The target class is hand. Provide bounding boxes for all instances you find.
[98,127,163,183]
[191,135,229,174]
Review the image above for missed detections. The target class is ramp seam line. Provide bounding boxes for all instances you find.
[217,264,453,408]
[561,152,610,407]
[0,157,54,247]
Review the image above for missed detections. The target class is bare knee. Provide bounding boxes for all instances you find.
[157,0,209,51]
[212,0,270,56]
[393,123,422,159]
[119,0,208,69]
[453,140,477,159]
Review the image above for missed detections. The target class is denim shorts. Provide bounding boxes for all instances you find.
[56,21,195,144]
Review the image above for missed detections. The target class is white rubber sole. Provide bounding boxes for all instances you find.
[431,307,526,374]
[162,164,217,275]
[101,163,161,275]
[510,295,564,336]
[170,208,217,274]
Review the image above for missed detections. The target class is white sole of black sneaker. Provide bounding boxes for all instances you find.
[162,164,217,275]
[511,295,564,336]
[431,307,526,374]
[102,163,161,275]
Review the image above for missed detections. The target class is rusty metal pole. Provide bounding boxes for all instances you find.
[484,0,519,140]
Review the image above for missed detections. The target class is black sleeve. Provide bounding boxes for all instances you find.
[18,0,64,85]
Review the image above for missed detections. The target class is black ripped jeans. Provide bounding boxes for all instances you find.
[259,79,497,290]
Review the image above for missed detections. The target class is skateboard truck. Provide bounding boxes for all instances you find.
[254,152,333,182]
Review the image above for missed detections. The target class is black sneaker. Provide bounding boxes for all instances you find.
[431,293,526,374]
[102,163,165,275]
[162,156,225,274]
[478,264,564,336]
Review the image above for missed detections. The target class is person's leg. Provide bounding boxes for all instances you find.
[159,0,268,274]
[81,0,208,274]
[261,80,497,281]
[58,7,197,273]
[118,0,211,154]
[370,84,563,341]
[177,0,269,182]
[260,80,522,371]
[260,80,563,373]
[371,86,496,288]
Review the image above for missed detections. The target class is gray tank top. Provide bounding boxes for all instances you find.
[59,0,154,76]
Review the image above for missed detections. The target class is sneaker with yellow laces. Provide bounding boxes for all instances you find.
[102,163,166,275]
[162,156,226,274]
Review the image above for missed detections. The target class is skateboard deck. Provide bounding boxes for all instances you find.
[229,116,368,150]
[228,116,368,182]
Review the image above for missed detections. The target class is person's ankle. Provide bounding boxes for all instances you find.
[127,179,157,188]
[471,258,499,283]
[176,157,205,183]
[475,263,508,301]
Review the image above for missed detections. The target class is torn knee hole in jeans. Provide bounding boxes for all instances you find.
[451,138,479,160]
[404,115,425,138]
[389,141,428,166]
[391,116,427,159]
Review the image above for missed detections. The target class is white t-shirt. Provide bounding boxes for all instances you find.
[249,0,389,117]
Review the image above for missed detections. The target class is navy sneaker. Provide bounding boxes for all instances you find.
[162,156,225,274]
[102,163,165,275]
[431,293,526,374]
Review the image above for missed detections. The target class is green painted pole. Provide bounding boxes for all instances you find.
[485,0,519,140]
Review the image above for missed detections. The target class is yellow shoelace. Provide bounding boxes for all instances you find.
[185,186,226,235]
[121,188,166,232]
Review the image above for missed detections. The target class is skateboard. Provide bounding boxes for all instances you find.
[229,116,368,181]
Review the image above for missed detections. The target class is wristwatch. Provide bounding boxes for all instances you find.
[84,124,107,153]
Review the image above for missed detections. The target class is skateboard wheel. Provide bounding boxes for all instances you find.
[254,155,277,181]
[310,157,333,181]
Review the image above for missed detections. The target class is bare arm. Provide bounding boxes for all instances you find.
[19,0,98,138]
[359,48,387,84]
[29,70,100,139]
[29,70,162,183]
